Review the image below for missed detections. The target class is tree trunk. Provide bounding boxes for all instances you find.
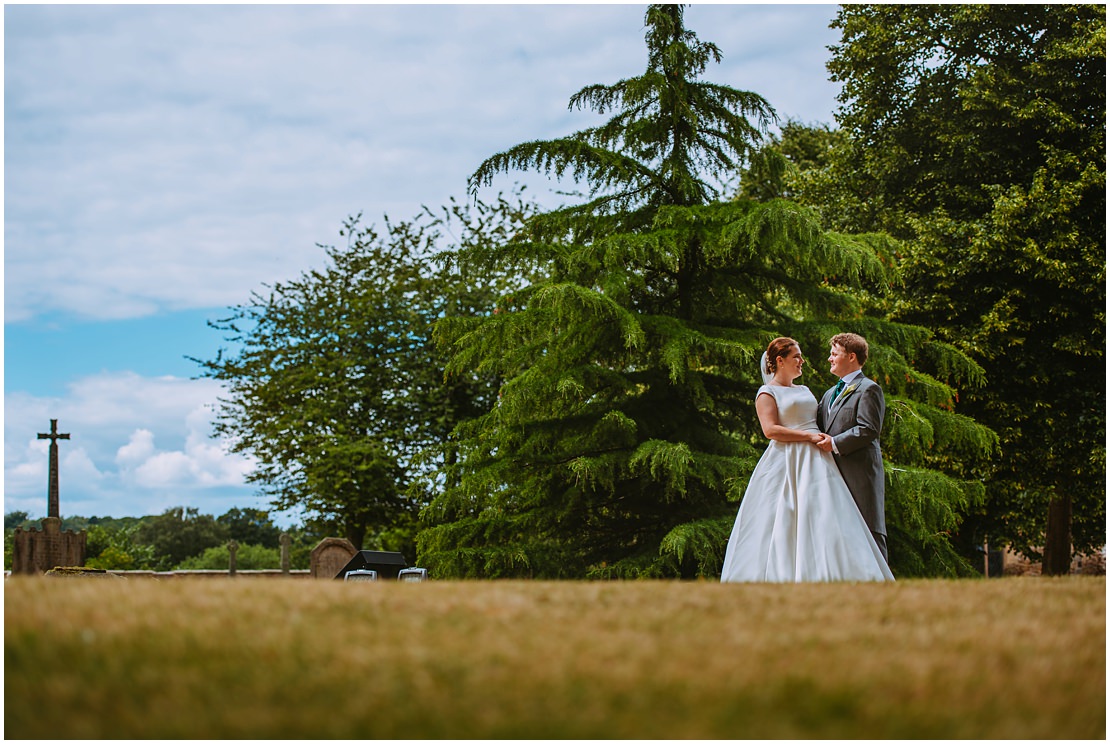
[346,523,367,551]
[1042,492,1072,576]
[676,236,699,321]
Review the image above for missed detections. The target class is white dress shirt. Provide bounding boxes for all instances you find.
[829,370,864,454]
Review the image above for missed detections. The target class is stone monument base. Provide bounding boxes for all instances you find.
[11,517,87,575]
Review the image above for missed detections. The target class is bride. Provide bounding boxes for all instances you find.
[721,337,894,583]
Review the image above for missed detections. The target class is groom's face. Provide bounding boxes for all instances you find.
[828,344,858,378]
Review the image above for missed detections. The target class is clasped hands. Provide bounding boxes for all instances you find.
[811,432,834,452]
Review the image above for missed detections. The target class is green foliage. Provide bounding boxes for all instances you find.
[4,508,320,572]
[134,507,229,571]
[217,508,281,548]
[5,510,30,531]
[176,543,281,571]
[823,4,1105,569]
[196,218,427,547]
[652,516,734,578]
[198,190,539,550]
[85,547,138,571]
[5,513,153,571]
[421,5,993,579]
[85,523,156,570]
[471,6,774,214]
[738,119,846,206]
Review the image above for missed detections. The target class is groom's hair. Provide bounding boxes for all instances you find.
[830,332,869,365]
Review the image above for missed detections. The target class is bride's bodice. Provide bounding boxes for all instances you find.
[758,384,820,432]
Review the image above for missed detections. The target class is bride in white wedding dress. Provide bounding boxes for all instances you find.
[721,337,894,583]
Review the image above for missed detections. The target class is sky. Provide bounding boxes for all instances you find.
[4,2,844,525]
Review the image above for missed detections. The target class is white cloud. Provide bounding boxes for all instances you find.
[116,429,156,467]
[3,3,843,529]
[63,448,108,488]
[5,439,51,498]
[4,372,259,519]
[131,452,196,489]
[5,4,840,322]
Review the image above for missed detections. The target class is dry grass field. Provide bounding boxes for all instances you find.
[5,575,1104,739]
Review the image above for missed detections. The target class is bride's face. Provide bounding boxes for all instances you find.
[778,346,805,380]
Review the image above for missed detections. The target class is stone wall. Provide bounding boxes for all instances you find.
[1002,547,1106,576]
[107,570,312,580]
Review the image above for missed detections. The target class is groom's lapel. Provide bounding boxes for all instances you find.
[829,374,866,418]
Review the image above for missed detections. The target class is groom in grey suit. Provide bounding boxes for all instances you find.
[816,332,888,564]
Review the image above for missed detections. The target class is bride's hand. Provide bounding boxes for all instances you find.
[814,433,834,452]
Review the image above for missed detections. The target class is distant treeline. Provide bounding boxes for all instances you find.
[3,507,363,572]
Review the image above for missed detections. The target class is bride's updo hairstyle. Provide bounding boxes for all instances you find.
[764,337,798,376]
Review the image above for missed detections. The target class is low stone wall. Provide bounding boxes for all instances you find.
[106,569,313,580]
[1002,547,1106,577]
[4,569,313,580]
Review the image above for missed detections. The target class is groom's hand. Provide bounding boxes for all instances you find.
[815,433,834,452]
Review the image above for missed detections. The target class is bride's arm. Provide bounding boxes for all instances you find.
[756,393,825,444]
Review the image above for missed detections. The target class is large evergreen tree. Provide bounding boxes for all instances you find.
[825,4,1105,572]
[420,5,994,579]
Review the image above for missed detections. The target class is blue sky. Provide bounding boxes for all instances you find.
[5,3,843,524]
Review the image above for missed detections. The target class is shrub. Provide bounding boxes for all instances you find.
[176,544,281,571]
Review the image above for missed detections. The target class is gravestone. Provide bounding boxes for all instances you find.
[309,537,357,579]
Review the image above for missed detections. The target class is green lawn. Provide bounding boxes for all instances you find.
[5,575,1104,738]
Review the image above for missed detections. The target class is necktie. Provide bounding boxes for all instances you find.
[833,379,845,402]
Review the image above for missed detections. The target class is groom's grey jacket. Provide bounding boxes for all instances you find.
[816,374,886,539]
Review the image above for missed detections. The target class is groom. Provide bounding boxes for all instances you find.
[816,332,888,564]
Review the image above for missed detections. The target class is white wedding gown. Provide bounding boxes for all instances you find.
[721,384,895,583]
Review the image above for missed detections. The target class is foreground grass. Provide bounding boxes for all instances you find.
[5,576,1104,739]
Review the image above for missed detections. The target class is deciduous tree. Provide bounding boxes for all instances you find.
[134,506,228,570]
[825,4,1105,572]
[217,507,281,549]
[197,192,537,550]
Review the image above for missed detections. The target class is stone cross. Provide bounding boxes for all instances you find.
[37,419,70,519]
